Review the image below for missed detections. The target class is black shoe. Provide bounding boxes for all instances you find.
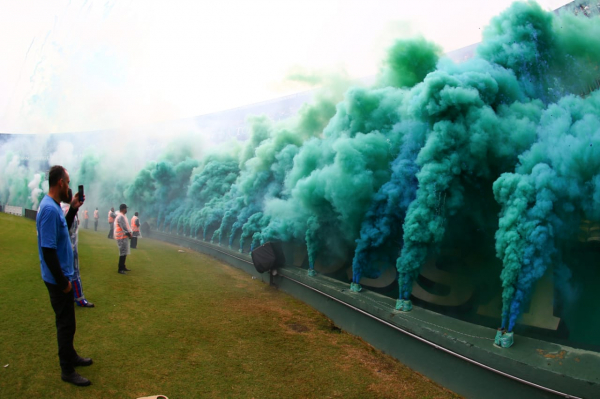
[77,302,95,308]
[124,268,131,272]
[73,356,93,367]
[118,270,127,274]
[61,371,91,386]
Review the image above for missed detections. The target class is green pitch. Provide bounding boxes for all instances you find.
[0,213,458,398]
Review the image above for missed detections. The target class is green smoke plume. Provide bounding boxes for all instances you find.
[378,37,442,89]
[3,1,600,340]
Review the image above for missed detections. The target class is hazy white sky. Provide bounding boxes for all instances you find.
[0,0,570,134]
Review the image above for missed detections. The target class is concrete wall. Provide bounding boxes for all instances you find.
[150,231,599,399]
[3,205,23,216]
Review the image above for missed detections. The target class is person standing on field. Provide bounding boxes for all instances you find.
[36,165,93,387]
[130,212,141,249]
[115,204,133,274]
[61,200,95,308]
[93,208,99,231]
[107,207,116,239]
[83,209,89,229]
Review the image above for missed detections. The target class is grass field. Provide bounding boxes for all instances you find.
[0,212,460,399]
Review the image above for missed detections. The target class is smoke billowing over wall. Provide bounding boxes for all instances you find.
[2,2,600,339]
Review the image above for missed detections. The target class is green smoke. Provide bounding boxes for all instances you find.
[378,37,442,89]
[495,90,600,331]
[3,1,600,340]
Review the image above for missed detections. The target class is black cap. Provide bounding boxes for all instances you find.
[119,203,128,211]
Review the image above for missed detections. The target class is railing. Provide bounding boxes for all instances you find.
[24,209,37,221]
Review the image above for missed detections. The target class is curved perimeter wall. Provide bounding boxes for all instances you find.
[149,229,600,399]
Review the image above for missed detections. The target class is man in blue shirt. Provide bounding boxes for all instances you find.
[37,165,93,386]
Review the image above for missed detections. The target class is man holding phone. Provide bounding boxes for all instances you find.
[36,165,93,386]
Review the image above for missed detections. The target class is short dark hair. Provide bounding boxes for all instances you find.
[135,212,139,216]
[48,165,66,187]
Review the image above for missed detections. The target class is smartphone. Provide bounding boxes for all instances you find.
[78,185,84,201]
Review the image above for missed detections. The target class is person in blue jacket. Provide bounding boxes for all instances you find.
[36,165,93,387]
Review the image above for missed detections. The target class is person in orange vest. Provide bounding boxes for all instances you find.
[107,207,116,239]
[130,212,141,249]
[93,208,99,231]
[115,204,133,274]
[83,209,89,229]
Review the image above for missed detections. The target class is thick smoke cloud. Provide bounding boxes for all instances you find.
[495,90,600,331]
[2,2,600,336]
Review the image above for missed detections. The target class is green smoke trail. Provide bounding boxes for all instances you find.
[205,84,344,250]
[495,90,600,331]
[0,137,52,210]
[258,84,413,269]
[0,152,38,209]
[395,59,541,299]
[351,123,425,286]
[351,37,438,286]
[203,115,302,245]
[123,155,199,233]
[187,153,240,238]
[396,2,600,314]
[240,212,268,251]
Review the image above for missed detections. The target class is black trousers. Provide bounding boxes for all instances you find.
[130,237,137,248]
[45,282,78,374]
[94,220,98,231]
[118,255,127,271]
[84,219,89,229]
[107,223,114,238]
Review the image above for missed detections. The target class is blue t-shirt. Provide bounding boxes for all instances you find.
[37,195,74,284]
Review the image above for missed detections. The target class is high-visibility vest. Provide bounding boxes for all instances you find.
[114,213,131,240]
[94,210,99,219]
[108,211,115,223]
[131,216,140,232]
[84,210,89,219]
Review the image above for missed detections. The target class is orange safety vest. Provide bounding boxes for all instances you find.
[131,216,140,232]
[108,210,115,223]
[84,210,89,219]
[114,214,131,240]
